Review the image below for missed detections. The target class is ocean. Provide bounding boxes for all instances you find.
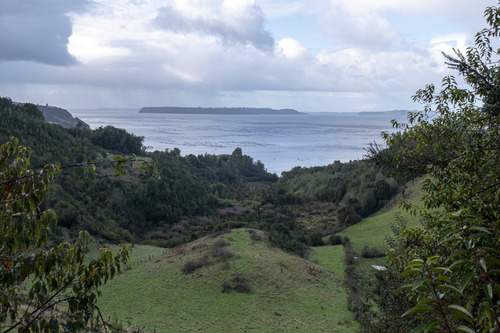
[68,108,407,175]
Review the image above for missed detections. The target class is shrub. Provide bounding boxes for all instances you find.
[213,238,230,247]
[309,232,325,246]
[212,238,234,261]
[329,234,342,245]
[181,255,211,274]
[220,273,251,293]
[212,246,234,261]
[232,274,251,293]
[209,228,230,238]
[345,252,355,265]
[221,281,232,293]
[247,229,262,241]
[343,236,355,265]
[361,246,385,258]
[182,260,199,274]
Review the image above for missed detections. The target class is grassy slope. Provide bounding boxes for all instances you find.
[308,245,346,281]
[338,179,424,254]
[97,229,358,332]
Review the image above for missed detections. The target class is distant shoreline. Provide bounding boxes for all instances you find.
[358,110,410,116]
[139,106,303,115]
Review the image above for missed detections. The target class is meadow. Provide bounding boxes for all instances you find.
[97,229,357,332]
[96,180,424,332]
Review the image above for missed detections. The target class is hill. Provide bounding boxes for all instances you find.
[97,228,358,332]
[36,104,90,128]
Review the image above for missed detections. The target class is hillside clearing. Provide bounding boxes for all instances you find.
[97,229,357,332]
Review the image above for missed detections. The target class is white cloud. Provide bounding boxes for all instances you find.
[430,33,469,52]
[257,0,325,18]
[328,0,493,17]
[0,0,496,112]
[276,38,307,59]
[320,9,397,49]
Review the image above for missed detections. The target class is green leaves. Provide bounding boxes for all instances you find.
[0,138,130,332]
[391,210,500,332]
[379,21,500,328]
[446,304,473,322]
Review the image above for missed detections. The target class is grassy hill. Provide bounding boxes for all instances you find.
[97,228,358,332]
[95,178,427,332]
[338,178,424,254]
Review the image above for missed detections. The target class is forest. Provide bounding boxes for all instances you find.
[0,97,397,253]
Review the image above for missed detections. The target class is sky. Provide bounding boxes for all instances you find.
[0,0,496,112]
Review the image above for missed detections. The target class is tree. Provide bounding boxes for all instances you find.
[0,138,129,332]
[368,3,500,332]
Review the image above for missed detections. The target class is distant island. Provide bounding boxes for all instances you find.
[139,107,303,115]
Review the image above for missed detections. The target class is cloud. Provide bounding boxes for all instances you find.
[152,0,274,51]
[258,0,325,18]
[276,38,307,59]
[0,0,493,112]
[328,0,493,18]
[0,0,94,66]
[319,3,397,49]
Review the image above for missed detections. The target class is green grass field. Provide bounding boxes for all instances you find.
[97,229,358,332]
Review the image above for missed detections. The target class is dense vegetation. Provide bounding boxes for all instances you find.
[0,138,129,332]
[0,97,399,255]
[362,3,500,332]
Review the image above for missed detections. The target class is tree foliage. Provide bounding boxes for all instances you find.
[0,138,129,332]
[370,3,500,332]
[0,97,279,245]
[265,161,398,224]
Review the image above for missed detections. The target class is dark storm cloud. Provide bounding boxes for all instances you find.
[152,3,274,51]
[0,0,93,66]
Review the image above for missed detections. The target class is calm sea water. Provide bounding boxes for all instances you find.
[69,109,406,175]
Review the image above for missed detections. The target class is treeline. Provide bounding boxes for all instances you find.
[255,162,398,255]
[265,162,398,226]
[0,98,144,165]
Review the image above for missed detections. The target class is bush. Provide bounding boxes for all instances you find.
[361,246,385,258]
[232,274,251,293]
[343,236,355,265]
[221,281,232,293]
[329,234,342,245]
[213,238,230,247]
[212,238,234,261]
[248,229,262,241]
[220,273,251,293]
[182,255,210,274]
[345,253,355,265]
[309,232,325,246]
[212,246,234,261]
